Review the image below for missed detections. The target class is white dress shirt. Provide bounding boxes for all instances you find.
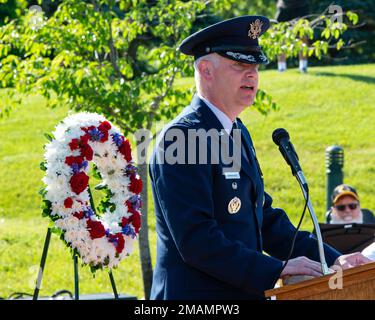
[198,94,235,135]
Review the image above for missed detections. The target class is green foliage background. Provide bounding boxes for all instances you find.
[308,0,375,64]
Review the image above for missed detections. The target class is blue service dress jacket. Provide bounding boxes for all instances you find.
[149,95,341,300]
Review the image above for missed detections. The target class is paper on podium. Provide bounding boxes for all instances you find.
[316,223,375,254]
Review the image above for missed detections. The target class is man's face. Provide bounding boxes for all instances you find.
[208,55,259,117]
[331,195,362,223]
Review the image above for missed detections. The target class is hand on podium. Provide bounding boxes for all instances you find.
[279,256,323,286]
[281,256,324,278]
[279,253,372,287]
[333,252,373,270]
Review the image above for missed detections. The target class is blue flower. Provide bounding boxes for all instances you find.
[88,128,103,141]
[81,161,89,170]
[122,224,134,236]
[128,195,142,210]
[108,236,118,245]
[71,161,88,173]
[84,207,95,218]
[124,164,138,177]
[71,163,80,173]
[112,133,123,147]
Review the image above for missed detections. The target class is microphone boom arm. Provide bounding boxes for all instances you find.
[295,171,331,276]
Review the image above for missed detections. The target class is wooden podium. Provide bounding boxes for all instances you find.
[265,262,375,300]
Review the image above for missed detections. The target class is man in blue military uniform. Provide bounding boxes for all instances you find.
[149,15,371,300]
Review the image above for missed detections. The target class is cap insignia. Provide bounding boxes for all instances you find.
[259,52,268,62]
[226,51,256,62]
[248,19,263,39]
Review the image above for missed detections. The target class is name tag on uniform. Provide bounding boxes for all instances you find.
[223,171,240,179]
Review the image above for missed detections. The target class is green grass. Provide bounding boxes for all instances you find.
[1,64,375,298]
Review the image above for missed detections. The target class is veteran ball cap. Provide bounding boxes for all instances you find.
[178,15,270,65]
[332,184,360,205]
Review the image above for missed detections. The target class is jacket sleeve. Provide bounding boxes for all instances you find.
[261,192,341,267]
[151,125,283,297]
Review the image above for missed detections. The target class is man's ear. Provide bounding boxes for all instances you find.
[198,60,212,79]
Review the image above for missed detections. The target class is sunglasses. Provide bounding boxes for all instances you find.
[334,203,359,211]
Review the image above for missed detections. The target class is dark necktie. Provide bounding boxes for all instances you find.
[232,122,263,179]
[230,121,250,162]
[230,121,236,138]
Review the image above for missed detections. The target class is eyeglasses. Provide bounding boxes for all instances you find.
[334,203,359,211]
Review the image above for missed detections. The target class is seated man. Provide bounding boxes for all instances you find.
[326,184,375,224]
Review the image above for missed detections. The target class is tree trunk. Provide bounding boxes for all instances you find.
[137,159,153,300]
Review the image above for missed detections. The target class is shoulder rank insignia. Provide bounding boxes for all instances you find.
[228,197,241,214]
[248,19,263,39]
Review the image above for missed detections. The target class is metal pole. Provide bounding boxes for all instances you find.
[109,271,119,299]
[74,254,79,300]
[33,228,52,300]
[296,172,330,275]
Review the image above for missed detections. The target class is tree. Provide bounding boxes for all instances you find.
[0,0,28,26]
[308,0,375,64]
[209,0,276,19]
[0,0,208,299]
[0,0,358,299]
[261,9,359,63]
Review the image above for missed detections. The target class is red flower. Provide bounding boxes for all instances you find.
[99,130,109,142]
[80,134,90,145]
[70,172,89,195]
[69,139,80,151]
[86,219,106,239]
[129,176,142,194]
[73,211,85,220]
[119,140,132,162]
[131,212,141,233]
[98,121,111,131]
[109,233,125,254]
[82,125,95,133]
[125,200,138,215]
[64,197,73,208]
[121,216,129,227]
[65,156,84,166]
[115,233,125,253]
[80,144,93,161]
[122,206,141,233]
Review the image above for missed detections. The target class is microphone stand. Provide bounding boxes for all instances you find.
[295,171,331,276]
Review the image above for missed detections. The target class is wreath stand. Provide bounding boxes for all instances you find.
[33,186,120,300]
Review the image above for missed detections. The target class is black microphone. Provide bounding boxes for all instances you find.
[272,128,308,192]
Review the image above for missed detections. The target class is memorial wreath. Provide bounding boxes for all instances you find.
[40,112,142,271]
